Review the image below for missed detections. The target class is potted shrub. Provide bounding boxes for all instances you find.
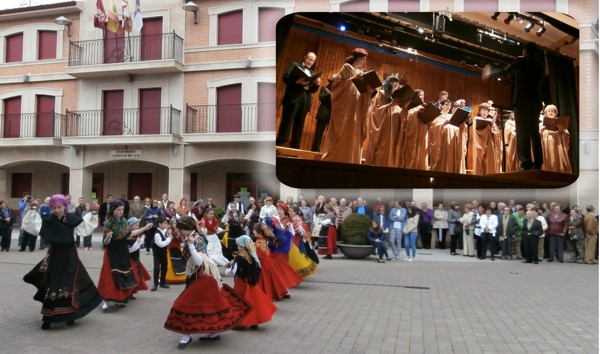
[337,213,374,259]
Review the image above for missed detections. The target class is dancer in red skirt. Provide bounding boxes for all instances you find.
[98,201,151,312]
[225,235,276,329]
[252,222,290,301]
[164,216,251,349]
[264,216,303,295]
[126,217,152,296]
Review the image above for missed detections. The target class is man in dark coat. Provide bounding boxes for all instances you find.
[277,51,321,149]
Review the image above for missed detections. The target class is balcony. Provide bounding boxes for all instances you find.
[0,112,64,146]
[66,32,184,78]
[61,106,182,146]
[183,103,275,143]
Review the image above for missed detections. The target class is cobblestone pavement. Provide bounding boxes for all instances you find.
[1,231,597,354]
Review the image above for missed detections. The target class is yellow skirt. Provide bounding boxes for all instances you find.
[165,248,186,284]
[288,243,318,279]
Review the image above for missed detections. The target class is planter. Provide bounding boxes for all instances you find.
[336,242,374,260]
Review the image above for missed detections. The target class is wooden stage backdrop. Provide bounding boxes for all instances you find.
[275,17,512,166]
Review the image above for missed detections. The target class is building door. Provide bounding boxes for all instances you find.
[104,27,126,63]
[216,84,242,132]
[139,88,161,134]
[103,90,124,135]
[128,173,152,200]
[141,18,163,61]
[36,95,55,137]
[92,173,104,203]
[3,96,21,138]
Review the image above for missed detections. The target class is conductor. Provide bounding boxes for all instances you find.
[277,52,321,149]
[483,42,545,171]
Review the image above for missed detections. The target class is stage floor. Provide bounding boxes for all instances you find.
[276,154,578,189]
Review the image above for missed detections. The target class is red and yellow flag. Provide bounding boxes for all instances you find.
[106,0,120,33]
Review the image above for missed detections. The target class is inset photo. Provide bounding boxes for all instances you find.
[275,12,579,188]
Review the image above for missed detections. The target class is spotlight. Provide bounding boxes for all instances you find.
[504,13,514,25]
[524,22,534,32]
[536,26,546,37]
[417,26,424,34]
[491,12,500,21]
[339,23,346,32]
[477,32,483,43]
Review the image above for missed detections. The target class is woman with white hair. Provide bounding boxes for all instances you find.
[540,104,572,173]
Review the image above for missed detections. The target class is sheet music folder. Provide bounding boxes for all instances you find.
[543,116,570,131]
[351,70,382,94]
[448,108,470,126]
[290,65,321,81]
[390,84,415,105]
[417,103,441,125]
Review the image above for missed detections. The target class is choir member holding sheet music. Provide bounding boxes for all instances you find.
[364,75,404,167]
[322,48,375,164]
[539,104,572,173]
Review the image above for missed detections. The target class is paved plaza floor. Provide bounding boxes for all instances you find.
[1,231,598,354]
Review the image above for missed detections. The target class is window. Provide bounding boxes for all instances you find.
[520,0,556,12]
[339,0,369,11]
[216,84,242,132]
[388,0,420,12]
[258,8,285,42]
[3,96,21,138]
[38,30,57,60]
[5,32,24,63]
[218,10,243,45]
[11,173,32,198]
[463,0,498,11]
[257,83,276,132]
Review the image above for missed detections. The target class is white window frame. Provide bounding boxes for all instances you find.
[0,24,64,63]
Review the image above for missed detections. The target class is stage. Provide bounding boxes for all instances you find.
[276,149,578,189]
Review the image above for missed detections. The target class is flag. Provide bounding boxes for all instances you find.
[106,0,120,33]
[121,0,132,32]
[94,0,107,29]
[132,0,143,33]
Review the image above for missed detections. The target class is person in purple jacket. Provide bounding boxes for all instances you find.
[418,202,434,249]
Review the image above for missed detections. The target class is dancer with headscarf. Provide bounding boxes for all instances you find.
[98,200,152,312]
[252,222,291,301]
[126,217,152,295]
[225,235,277,329]
[264,216,303,293]
[22,194,101,330]
[275,203,318,278]
[164,216,251,349]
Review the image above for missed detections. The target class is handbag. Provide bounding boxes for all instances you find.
[454,222,463,235]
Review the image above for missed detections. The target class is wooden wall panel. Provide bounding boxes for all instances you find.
[276,25,512,157]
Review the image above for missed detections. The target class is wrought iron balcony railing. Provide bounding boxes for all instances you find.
[64,106,181,137]
[184,103,275,133]
[68,31,183,66]
[1,112,65,138]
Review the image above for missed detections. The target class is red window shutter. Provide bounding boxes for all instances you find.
[139,88,161,134]
[257,83,276,132]
[258,8,285,42]
[3,96,21,138]
[103,90,124,135]
[141,17,163,61]
[38,31,57,60]
[218,11,243,45]
[387,0,421,12]
[216,84,242,132]
[36,95,55,137]
[5,33,24,63]
[520,0,555,11]
[339,0,369,11]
